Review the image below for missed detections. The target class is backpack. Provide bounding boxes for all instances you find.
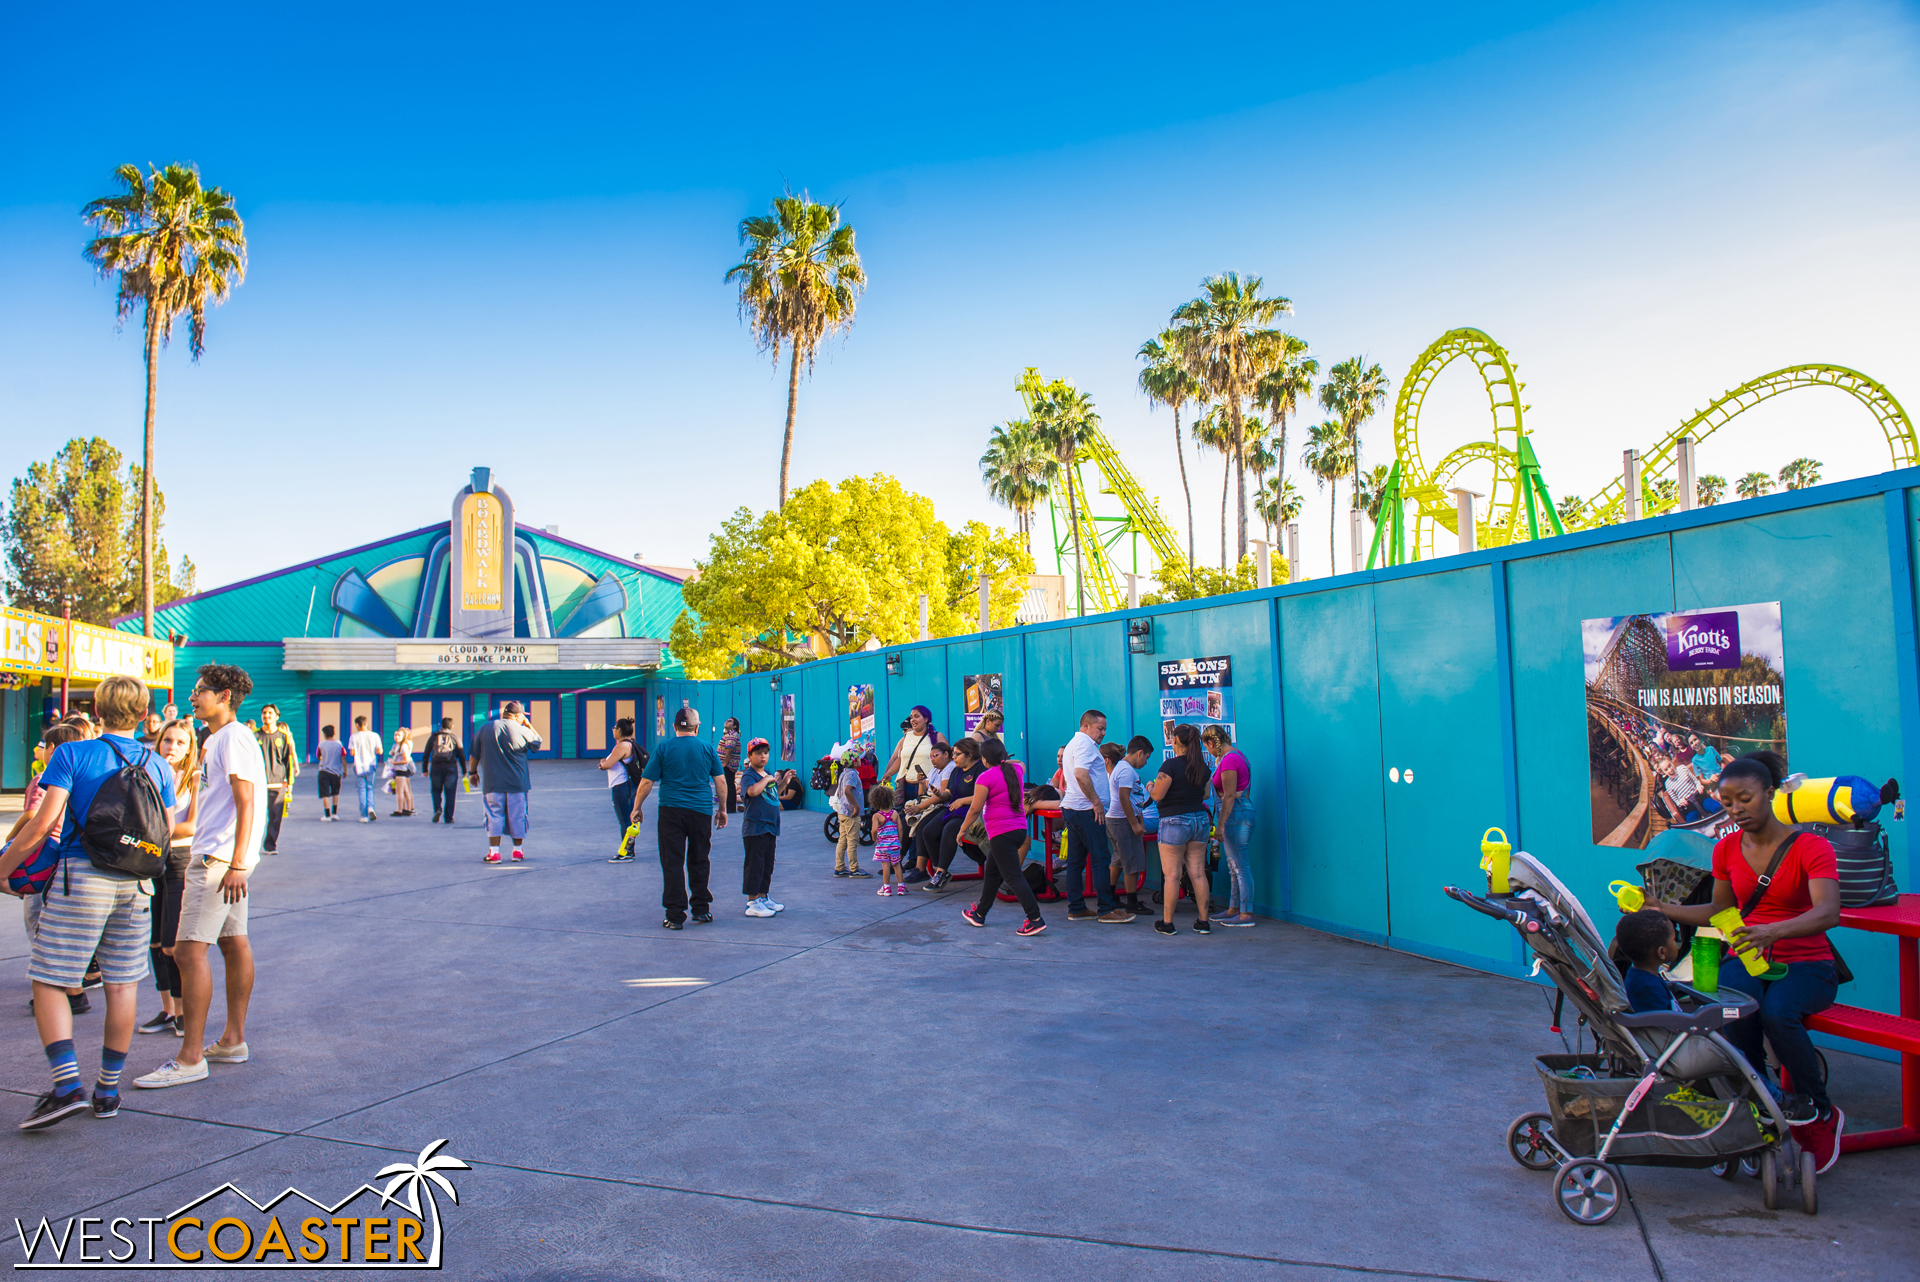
[429,732,460,766]
[623,742,649,787]
[79,737,171,880]
[811,757,833,792]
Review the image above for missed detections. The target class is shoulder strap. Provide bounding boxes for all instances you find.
[1740,828,1803,916]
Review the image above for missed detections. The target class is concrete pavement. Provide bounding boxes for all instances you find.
[2,761,1913,1279]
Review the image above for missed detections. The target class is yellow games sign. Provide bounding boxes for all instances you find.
[459,492,505,612]
[70,621,174,686]
[1,606,65,677]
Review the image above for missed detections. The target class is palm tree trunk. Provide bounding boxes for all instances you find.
[1174,405,1193,572]
[1329,479,1339,576]
[1275,411,1289,544]
[778,346,801,510]
[141,302,159,637]
[1229,399,1249,564]
[1219,453,1230,570]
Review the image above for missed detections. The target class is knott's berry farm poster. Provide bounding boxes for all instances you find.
[1582,601,1785,850]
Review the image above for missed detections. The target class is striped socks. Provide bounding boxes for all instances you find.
[97,1047,129,1097]
[44,1039,80,1097]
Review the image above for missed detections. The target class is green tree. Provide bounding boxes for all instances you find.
[1137,330,1203,571]
[979,418,1054,554]
[1171,273,1292,563]
[1647,476,1678,514]
[1142,550,1286,605]
[1258,476,1304,541]
[1778,458,1822,490]
[82,163,245,638]
[1736,471,1774,501]
[1556,493,1588,527]
[1355,463,1394,522]
[1300,420,1353,574]
[1319,356,1390,521]
[667,475,1031,678]
[1697,474,1727,506]
[1246,432,1280,544]
[1253,334,1316,536]
[726,191,866,510]
[5,437,193,624]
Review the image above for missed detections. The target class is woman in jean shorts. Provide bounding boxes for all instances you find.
[1147,724,1213,936]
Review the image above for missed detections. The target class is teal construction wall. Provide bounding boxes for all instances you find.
[687,471,1920,1047]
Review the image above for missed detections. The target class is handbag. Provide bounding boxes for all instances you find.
[1741,829,1853,985]
[1812,821,1901,908]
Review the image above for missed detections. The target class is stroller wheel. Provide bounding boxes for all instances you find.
[1800,1148,1817,1215]
[1506,1113,1559,1171]
[824,815,840,843]
[1553,1160,1622,1225]
[1760,1149,1780,1210]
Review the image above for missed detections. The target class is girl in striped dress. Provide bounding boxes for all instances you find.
[869,784,903,895]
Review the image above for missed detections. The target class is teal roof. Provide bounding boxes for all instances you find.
[113,523,689,675]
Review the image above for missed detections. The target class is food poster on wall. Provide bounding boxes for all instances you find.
[780,693,797,761]
[847,683,875,745]
[962,673,1003,733]
[1583,602,1785,849]
[1157,656,1233,757]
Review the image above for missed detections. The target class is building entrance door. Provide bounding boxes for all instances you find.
[307,692,382,762]
[486,694,559,759]
[401,693,473,763]
[578,691,641,760]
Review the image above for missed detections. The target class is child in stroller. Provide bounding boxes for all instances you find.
[1446,848,1813,1226]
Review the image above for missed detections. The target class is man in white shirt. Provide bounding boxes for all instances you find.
[348,715,385,822]
[1061,709,1131,922]
[136,664,269,1089]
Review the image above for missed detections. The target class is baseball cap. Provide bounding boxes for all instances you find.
[746,737,771,754]
[673,706,697,729]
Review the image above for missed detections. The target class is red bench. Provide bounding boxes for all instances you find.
[1804,894,1920,1154]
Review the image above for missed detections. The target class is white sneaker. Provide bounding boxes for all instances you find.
[763,895,784,912]
[359,816,370,823]
[134,1058,209,1089]
[745,899,776,917]
[203,1041,249,1064]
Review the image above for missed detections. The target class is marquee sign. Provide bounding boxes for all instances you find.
[449,467,516,640]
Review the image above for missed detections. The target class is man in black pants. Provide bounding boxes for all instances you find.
[631,706,727,929]
[256,704,299,855]
[423,718,467,823]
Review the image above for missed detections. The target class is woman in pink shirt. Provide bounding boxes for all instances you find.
[957,738,1046,935]
[1204,725,1256,926]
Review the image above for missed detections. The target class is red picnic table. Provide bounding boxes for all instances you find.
[1803,893,1920,1153]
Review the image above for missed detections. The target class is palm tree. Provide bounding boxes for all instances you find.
[1355,463,1394,521]
[1137,331,1203,570]
[1024,374,1101,616]
[1253,335,1316,531]
[980,418,1054,553]
[82,163,246,638]
[1736,471,1775,501]
[1301,420,1353,574]
[727,191,866,509]
[1697,474,1727,506]
[1246,431,1280,544]
[1258,475,1304,534]
[1778,458,1822,490]
[1190,405,1235,569]
[1320,357,1390,527]
[1556,494,1588,527]
[376,1140,470,1267]
[1171,273,1292,563]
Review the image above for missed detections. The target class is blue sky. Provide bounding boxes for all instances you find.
[4,1,1917,590]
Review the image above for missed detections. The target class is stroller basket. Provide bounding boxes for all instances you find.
[1537,1054,1772,1165]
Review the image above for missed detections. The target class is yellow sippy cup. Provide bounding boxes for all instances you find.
[1608,880,1645,912]
[1710,906,1771,976]
[1480,828,1512,894]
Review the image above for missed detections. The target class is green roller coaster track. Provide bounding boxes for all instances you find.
[1045,420,1186,615]
[1370,328,1917,567]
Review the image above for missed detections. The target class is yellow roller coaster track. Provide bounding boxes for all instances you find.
[1381,331,1917,562]
[1049,422,1187,614]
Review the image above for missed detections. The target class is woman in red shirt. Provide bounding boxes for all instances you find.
[1643,751,1844,1174]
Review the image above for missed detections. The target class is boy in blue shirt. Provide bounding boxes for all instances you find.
[1612,909,1682,1013]
[0,676,176,1130]
[739,738,783,917]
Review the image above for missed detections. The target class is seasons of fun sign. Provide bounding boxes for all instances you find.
[1582,602,1786,849]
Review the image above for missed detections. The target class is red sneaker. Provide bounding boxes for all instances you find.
[484,851,501,864]
[1793,1107,1845,1175]
[960,905,986,928]
[511,849,525,862]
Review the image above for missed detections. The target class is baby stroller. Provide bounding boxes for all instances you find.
[1444,850,1810,1225]
[819,751,878,847]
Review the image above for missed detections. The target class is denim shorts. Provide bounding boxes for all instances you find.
[1156,813,1206,847]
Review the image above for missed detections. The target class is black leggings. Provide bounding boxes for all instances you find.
[150,853,188,999]
[973,829,1041,921]
[933,813,981,871]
